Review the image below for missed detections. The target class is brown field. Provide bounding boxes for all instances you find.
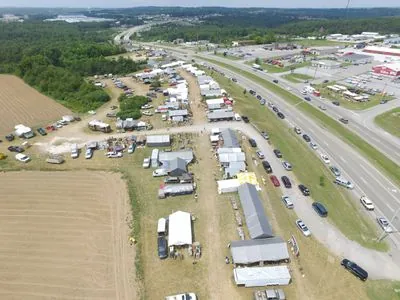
[0,75,71,134]
[0,171,135,300]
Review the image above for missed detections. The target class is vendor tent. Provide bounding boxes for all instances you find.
[217,179,240,194]
[233,266,291,287]
[168,211,193,246]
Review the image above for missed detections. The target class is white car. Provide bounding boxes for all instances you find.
[256,151,265,159]
[320,154,330,164]
[301,90,307,95]
[318,105,326,111]
[360,196,374,210]
[165,293,197,300]
[296,219,311,237]
[282,161,292,171]
[85,148,93,159]
[142,157,151,168]
[281,196,294,209]
[141,104,153,109]
[15,153,30,163]
[106,152,122,158]
[377,217,393,233]
[309,142,318,150]
[142,110,153,116]
[294,127,302,134]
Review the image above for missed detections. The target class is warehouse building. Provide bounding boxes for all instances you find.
[146,135,171,147]
[372,63,400,77]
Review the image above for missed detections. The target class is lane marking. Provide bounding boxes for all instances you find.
[360,176,368,184]
[339,156,347,163]
[386,202,395,213]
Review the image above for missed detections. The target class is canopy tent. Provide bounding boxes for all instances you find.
[217,179,240,194]
[233,266,291,287]
[236,172,260,190]
[168,211,193,246]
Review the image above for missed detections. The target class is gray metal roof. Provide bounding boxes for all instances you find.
[146,135,170,144]
[169,109,188,117]
[207,109,235,120]
[343,53,372,62]
[221,129,239,148]
[219,152,246,163]
[159,150,194,164]
[169,157,187,172]
[238,183,273,239]
[230,237,289,264]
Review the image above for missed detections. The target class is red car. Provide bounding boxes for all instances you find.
[270,175,280,187]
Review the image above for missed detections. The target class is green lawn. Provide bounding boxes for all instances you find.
[206,68,387,251]
[375,107,400,138]
[283,73,314,83]
[294,39,350,47]
[367,280,400,300]
[198,56,400,195]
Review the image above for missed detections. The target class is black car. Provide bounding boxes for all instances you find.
[272,106,279,113]
[37,127,47,136]
[256,95,262,100]
[341,259,368,281]
[323,79,329,84]
[298,184,310,196]
[281,176,292,188]
[302,134,311,142]
[262,160,273,173]
[332,101,340,106]
[157,236,168,259]
[232,78,238,82]
[339,118,349,124]
[277,112,285,119]
[304,96,311,101]
[312,202,328,217]
[242,116,250,123]
[273,79,279,84]
[248,138,257,147]
[249,90,256,95]
[5,134,14,141]
[7,146,24,153]
[273,149,282,158]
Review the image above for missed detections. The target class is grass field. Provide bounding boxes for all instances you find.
[207,70,387,251]
[366,280,400,300]
[198,57,400,188]
[294,39,350,47]
[0,171,134,300]
[283,73,314,83]
[374,107,400,138]
[0,75,71,135]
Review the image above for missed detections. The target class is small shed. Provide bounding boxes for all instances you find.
[233,266,291,287]
[168,157,187,176]
[207,109,235,122]
[168,211,193,246]
[147,135,171,147]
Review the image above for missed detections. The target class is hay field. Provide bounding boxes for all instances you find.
[0,75,71,134]
[0,171,135,300]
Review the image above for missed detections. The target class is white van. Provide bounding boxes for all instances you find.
[234,113,241,121]
[71,144,79,159]
[152,168,168,177]
[334,177,354,189]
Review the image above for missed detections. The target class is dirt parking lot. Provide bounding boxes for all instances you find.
[0,171,135,300]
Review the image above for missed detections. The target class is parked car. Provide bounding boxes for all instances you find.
[377,217,393,233]
[85,148,93,159]
[142,157,151,168]
[323,79,329,83]
[256,151,265,159]
[282,161,292,171]
[319,105,327,111]
[248,138,257,147]
[304,96,311,101]
[302,134,311,142]
[270,175,280,187]
[309,142,318,150]
[312,202,328,217]
[273,79,279,84]
[232,78,238,82]
[242,116,249,123]
[106,151,123,158]
[277,112,285,119]
[8,146,24,153]
[330,166,341,177]
[15,153,30,163]
[281,176,292,188]
[298,184,310,196]
[272,106,279,113]
[281,196,294,209]
[360,196,374,210]
[339,118,349,124]
[260,131,269,140]
[157,236,168,259]
[320,154,330,164]
[332,101,340,106]
[128,143,136,154]
[273,149,282,158]
[257,95,262,100]
[341,259,368,281]
[37,127,47,136]
[5,134,14,141]
[296,219,311,237]
[294,127,302,134]
[380,99,388,104]
[262,160,273,173]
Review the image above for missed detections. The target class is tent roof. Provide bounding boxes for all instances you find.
[238,183,273,239]
[230,237,289,264]
[233,266,291,287]
[168,211,192,246]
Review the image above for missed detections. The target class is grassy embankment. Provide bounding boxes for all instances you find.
[375,107,400,138]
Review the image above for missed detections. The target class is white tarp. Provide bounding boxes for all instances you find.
[233,266,291,287]
[168,211,192,246]
[217,179,240,194]
[210,135,220,142]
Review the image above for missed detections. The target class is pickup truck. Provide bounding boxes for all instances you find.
[165,293,197,300]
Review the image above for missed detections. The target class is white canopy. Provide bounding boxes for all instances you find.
[217,179,240,194]
[233,266,291,287]
[168,211,192,246]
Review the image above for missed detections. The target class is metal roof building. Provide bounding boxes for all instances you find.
[230,237,289,265]
[168,157,187,176]
[218,152,246,164]
[146,135,171,147]
[159,150,194,165]
[221,129,239,148]
[168,109,188,117]
[238,183,273,239]
[207,109,235,122]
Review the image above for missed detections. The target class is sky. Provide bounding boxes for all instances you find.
[1,0,400,8]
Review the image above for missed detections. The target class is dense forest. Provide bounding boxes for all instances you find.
[0,22,146,112]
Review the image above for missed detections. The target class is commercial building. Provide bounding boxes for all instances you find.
[340,53,373,64]
[362,46,400,58]
[372,63,400,77]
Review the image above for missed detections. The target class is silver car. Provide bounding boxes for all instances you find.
[296,219,311,237]
[282,161,292,171]
[377,217,393,233]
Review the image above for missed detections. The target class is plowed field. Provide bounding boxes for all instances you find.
[0,75,71,134]
[0,171,135,300]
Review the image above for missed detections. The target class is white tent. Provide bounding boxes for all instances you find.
[233,266,291,287]
[168,211,192,246]
[157,218,166,234]
[217,179,240,194]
